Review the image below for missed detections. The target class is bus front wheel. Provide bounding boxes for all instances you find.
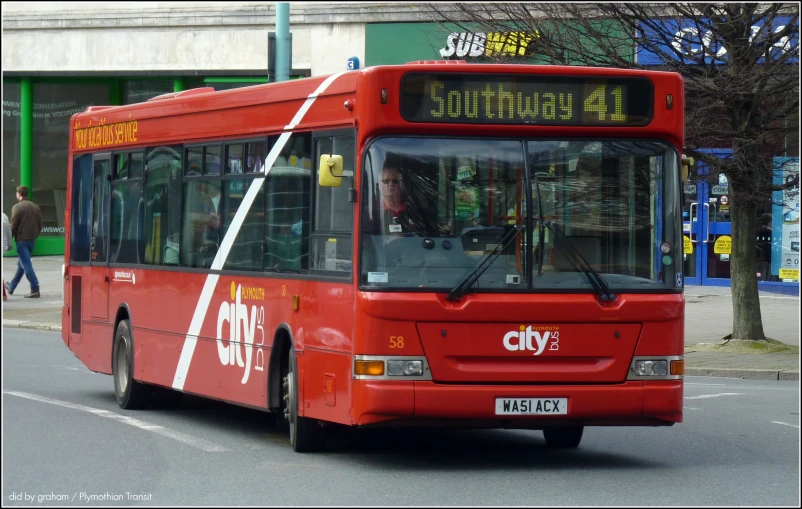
[543,426,584,448]
[112,319,151,410]
[282,348,326,452]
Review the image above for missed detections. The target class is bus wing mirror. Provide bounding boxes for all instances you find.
[681,155,694,184]
[319,154,344,187]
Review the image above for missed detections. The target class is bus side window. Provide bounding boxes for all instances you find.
[311,130,355,273]
[70,154,94,263]
[144,145,182,266]
[265,133,311,272]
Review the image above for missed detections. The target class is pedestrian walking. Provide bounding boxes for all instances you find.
[2,211,12,301]
[7,186,43,298]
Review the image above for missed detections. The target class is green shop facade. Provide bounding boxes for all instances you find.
[2,72,309,257]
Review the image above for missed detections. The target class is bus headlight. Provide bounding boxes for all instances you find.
[353,356,431,380]
[627,356,683,380]
[634,360,667,376]
[387,360,423,376]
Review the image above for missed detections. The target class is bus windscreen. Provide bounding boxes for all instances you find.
[401,73,654,126]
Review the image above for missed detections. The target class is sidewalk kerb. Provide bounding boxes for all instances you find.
[684,367,782,381]
[2,321,62,332]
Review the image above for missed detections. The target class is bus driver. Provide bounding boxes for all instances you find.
[379,164,416,235]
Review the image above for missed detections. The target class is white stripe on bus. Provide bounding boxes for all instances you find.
[172,72,347,391]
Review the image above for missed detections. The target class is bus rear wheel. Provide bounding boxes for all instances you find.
[282,348,326,452]
[543,426,584,448]
[112,319,151,410]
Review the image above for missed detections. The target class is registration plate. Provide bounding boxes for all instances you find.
[495,398,568,415]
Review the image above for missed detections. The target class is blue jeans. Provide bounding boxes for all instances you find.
[10,240,39,292]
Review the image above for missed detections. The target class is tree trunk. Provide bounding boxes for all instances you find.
[729,195,766,340]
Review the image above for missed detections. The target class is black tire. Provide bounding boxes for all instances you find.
[152,387,184,409]
[283,348,326,452]
[112,319,152,409]
[543,426,584,449]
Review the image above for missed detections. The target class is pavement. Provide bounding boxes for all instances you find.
[3,255,800,381]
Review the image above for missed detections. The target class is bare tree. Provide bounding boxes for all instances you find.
[424,2,799,341]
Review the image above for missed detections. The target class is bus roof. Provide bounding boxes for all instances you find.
[69,62,683,153]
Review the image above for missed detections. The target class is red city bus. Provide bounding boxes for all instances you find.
[63,62,685,452]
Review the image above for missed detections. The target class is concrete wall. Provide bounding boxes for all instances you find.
[1,2,433,76]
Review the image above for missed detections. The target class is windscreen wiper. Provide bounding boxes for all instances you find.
[446,225,523,302]
[543,221,617,302]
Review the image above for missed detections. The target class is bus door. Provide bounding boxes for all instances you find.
[87,154,111,321]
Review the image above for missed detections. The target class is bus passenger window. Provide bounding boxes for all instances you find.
[265,133,311,271]
[311,131,354,273]
[70,154,94,263]
[181,180,221,269]
[222,178,265,272]
[144,145,182,266]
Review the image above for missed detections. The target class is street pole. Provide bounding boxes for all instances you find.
[275,2,290,82]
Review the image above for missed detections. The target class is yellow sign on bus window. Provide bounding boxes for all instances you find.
[779,268,800,280]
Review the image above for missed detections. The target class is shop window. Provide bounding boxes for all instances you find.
[33,83,109,238]
[3,82,21,217]
[122,80,173,105]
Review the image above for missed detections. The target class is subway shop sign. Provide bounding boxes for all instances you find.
[401,73,654,126]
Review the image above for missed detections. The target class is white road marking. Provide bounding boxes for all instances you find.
[685,383,798,391]
[59,366,85,372]
[770,421,800,429]
[172,72,346,390]
[4,391,228,452]
[684,392,744,400]
[683,407,701,410]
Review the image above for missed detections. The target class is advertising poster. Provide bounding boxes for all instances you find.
[772,157,800,281]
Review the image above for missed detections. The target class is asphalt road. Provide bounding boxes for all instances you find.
[3,328,799,506]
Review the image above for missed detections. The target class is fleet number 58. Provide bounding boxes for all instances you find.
[389,336,405,349]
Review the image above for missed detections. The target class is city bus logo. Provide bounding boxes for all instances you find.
[503,325,560,355]
[216,282,265,384]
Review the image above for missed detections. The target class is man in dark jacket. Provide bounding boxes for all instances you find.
[7,186,43,298]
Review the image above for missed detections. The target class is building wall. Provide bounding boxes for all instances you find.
[1,1,435,76]
[2,1,397,255]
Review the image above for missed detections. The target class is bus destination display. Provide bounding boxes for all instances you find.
[401,73,654,126]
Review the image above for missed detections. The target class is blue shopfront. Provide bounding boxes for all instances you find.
[640,17,800,296]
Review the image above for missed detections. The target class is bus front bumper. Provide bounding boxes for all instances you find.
[351,380,683,427]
